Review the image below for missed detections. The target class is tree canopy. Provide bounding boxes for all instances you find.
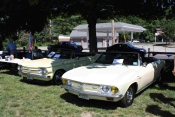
[0,0,52,49]
[1,0,175,51]
[53,0,175,53]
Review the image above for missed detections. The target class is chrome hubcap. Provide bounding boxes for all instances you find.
[126,88,133,103]
[55,72,62,84]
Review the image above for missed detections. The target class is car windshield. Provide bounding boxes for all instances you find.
[95,52,139,66]
[47,49,73,59]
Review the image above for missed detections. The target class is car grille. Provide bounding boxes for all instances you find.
[22,67,39,74]
[71,81,100,93]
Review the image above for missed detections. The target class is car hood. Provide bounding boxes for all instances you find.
[18,58,67,68]
[62,64,136,85]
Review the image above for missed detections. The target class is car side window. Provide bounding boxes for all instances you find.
[123,54,138,66]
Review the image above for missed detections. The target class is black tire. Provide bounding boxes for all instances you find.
[52,70,64,85]
[119,86,135,107]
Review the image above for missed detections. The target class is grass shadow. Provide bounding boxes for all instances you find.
[146,93,175,117]
[0,69,19,76]
[19,79,52,87]
[60,93,119,110]
[150,93,175,108]
[146,105,175,117]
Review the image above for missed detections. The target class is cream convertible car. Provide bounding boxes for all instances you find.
[61,52,165,107]
[18,49,98,85]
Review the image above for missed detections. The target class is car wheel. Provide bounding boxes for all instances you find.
[52,70,64,85]
[120,86,135,107]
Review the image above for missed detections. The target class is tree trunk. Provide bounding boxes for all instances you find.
[87,18,98,54]
[0,35,4,50]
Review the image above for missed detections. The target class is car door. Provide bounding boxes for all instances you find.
[138,63,155,90]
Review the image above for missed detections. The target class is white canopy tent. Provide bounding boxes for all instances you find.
[74,22,146,33]
[71,21,146,48]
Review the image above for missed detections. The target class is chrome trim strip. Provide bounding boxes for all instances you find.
[21,73,48,79]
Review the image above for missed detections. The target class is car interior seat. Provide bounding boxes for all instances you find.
[123,54,138,65]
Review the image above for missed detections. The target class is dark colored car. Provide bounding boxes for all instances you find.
[47,41,83,53]
[106,43,147,58]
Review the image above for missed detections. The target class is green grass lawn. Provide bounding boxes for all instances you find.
[0,67,175,117]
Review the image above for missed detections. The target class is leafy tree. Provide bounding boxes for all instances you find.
[1,0,175,51]
[161,19,175,43]
[53,0,174,53]
[52,15,85,36]
[0,0,53,50]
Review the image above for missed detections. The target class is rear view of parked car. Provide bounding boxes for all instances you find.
[106,43,146,58]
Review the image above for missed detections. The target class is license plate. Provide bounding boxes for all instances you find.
[78,93,89,100]
[27,75,33,80]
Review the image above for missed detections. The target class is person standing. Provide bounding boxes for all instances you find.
[7,39,17,58]
[173,56,175,75]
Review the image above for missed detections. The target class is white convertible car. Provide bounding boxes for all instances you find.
[61,52,165,107]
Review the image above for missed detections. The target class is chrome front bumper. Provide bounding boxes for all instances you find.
[62,85,123,101]
[18,71,52,81]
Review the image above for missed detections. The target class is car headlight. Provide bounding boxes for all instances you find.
[62,79,72,86]
[62,79,67,84]
[111,86,118,93]
[38,68,48,75]
[17,65,23,71]
[100,86,110,93]
[100,86,118,94]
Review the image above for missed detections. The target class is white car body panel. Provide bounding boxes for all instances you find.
[61,52,165,103]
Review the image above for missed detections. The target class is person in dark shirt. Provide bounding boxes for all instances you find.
[7,39,17,58]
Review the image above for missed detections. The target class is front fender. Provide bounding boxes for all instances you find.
[111,71,139,96]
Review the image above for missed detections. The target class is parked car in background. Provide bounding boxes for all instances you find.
[61,52,165,107]
[47,41,83,53]
[106,43,147,58]
[18,48,99,85]
[133,40,140,43]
